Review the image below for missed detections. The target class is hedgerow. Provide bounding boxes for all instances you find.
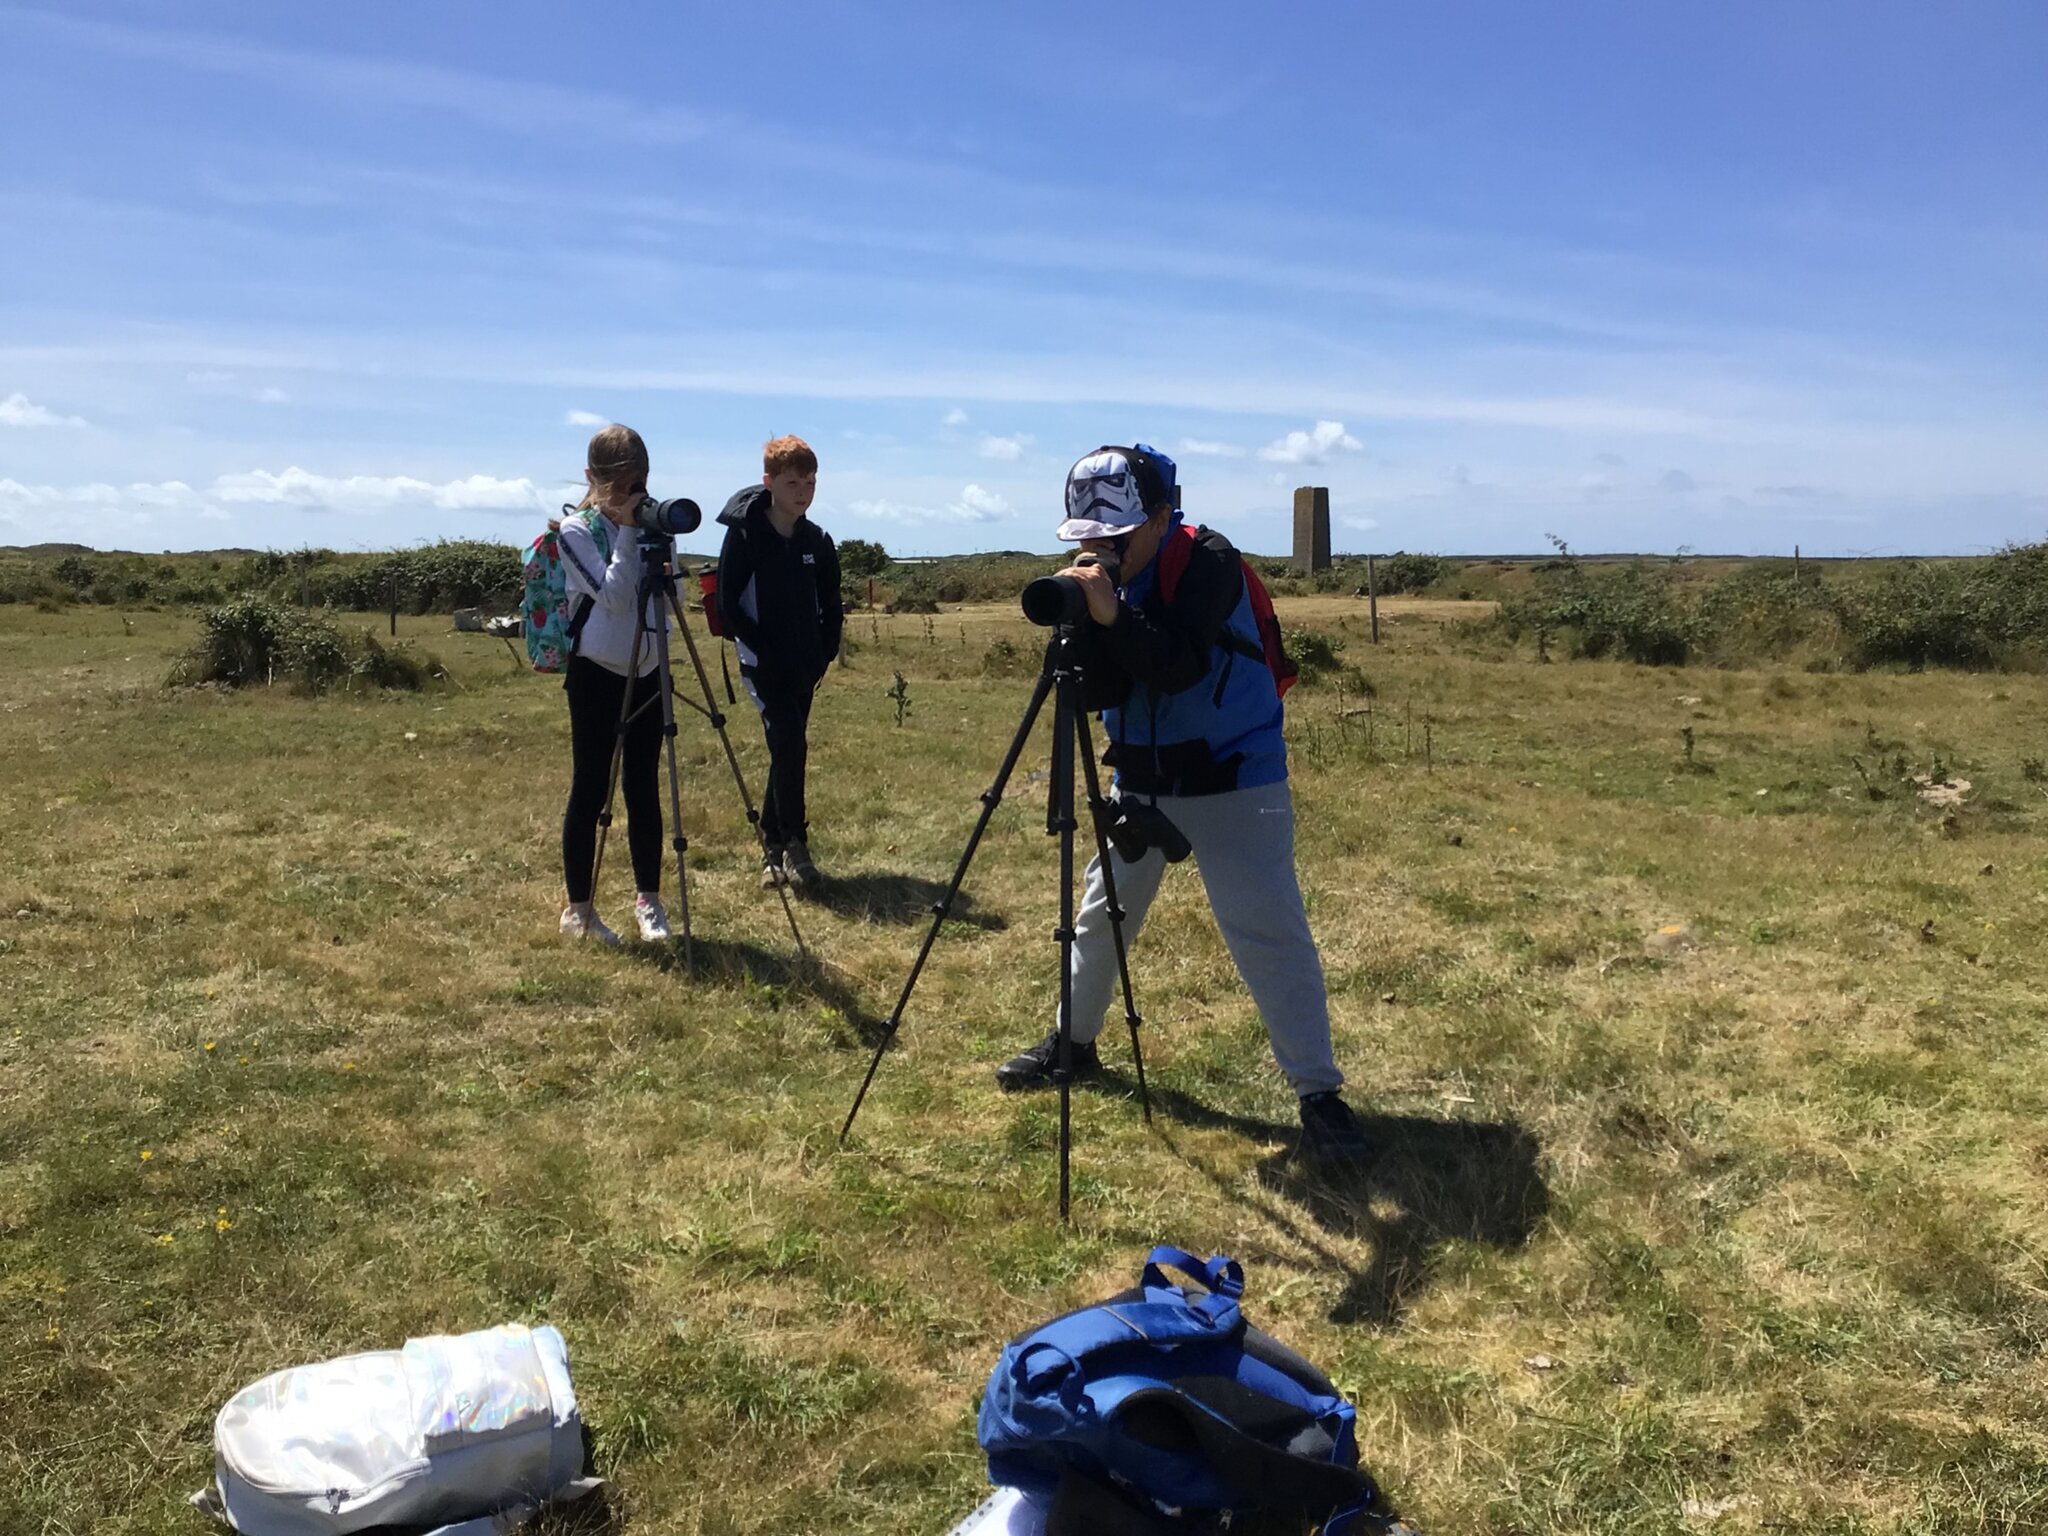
[1496,539,2048,670]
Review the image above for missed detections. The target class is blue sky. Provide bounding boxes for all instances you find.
[1,2,2043,557]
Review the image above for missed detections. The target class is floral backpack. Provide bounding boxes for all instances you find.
[521,508,611,672]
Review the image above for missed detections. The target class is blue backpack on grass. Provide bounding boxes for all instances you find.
[978,1246,1394,1534]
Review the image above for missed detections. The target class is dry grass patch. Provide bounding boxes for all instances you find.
[5,600,2048,1532]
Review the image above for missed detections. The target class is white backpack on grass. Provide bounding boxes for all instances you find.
[189,1322,601,1536]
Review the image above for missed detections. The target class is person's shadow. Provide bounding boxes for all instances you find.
[1099,1074,1548,1328]
[793,869,1005,931]
[620,932,888,1046]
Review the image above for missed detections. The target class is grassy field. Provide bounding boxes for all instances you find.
[6,593,2048,1534]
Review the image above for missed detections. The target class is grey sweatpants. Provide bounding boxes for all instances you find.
[1058,780,1343,1098]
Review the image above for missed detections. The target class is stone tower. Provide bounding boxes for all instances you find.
[1291,486,1331,574]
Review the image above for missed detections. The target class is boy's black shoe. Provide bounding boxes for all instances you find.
[1298,1091,1375,1166]
[995,1030,1101,1092]
[782,839,822,889]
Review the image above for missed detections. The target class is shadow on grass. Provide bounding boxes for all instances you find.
[793,869,1005,931]
[531,1484,624,1535]
[619,932,889,1047]
[1101,1073,1549,1328]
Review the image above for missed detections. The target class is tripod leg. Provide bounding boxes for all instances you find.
[660,577,809,964]
[1073,707,1150,1124]
[646,604,695,973]
[1049,673,1077,1224]
[840,664,1056,1144]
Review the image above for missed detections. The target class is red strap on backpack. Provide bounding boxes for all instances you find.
[696,565,724,637]
[1155,525,1297,699]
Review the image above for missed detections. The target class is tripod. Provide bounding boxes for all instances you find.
[587,531,808,970]
[839,624,1150,1222]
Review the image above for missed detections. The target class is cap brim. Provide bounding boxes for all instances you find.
[1056,517,1137,542]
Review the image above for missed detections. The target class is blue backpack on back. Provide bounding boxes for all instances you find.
[521,507,612,673]
[978,1246,1390,1533]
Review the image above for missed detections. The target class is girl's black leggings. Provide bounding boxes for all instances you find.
[562,655,664,902]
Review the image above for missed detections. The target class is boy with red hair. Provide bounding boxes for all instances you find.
[715,435,843,888]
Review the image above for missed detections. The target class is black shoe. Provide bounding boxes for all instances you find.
[995,1030,1101,1092]
[1298,1091,1375,1166]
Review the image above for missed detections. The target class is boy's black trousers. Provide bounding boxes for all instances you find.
[748,675,816,847]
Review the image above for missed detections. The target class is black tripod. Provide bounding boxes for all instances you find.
[839,624,1149,1222]
[588,531,808,969]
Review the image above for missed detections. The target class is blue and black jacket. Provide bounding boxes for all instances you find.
[1086,514,1286,797]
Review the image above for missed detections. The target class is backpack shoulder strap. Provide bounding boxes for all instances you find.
[558,509,612,651]
[1110,1381,1377,1515]
[1153,523,1201,606]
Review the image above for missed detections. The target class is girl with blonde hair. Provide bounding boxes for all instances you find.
[556,424,673,944]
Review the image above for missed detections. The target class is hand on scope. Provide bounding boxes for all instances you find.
[1067,557,1121,626]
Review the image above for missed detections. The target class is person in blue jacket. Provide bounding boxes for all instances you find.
[994,443,1372,1165]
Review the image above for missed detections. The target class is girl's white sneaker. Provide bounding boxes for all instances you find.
[560,904,621,946]
[634,894,672,943]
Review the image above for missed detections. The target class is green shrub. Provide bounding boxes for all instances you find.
[1373,551,1451,595]
[980,636,1037,677]
[886,570,942,614]
[0,557,68,605]
[52,554,96,594]
[838,538,891,579]
[1693,564,1840,664]
[1499,560,1697,665]
[1287,626,1368,691]
[170,597,445,693]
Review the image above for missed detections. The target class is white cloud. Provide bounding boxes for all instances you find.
[848,483,1010,524]
[0,477,197,509]
[978,433,1033,461]
[1339,515,1380,531]
[850,496,944,523]
[942,407,969,426]
[0,392,88,428]
[210,467,551,512]
[956,484,1008,520]
[565,408,607,427]
[186,370,235,386]
[1178,438,1246,458]
[1,470,554,524]
[1257,420,1362,465]
[256,386,289,404]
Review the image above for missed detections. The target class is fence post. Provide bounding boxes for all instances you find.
[389,572,398,636]
[1367,554,1380,643]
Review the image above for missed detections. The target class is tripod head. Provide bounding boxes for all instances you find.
[630,529,686,609]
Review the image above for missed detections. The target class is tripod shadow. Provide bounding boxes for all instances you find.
[620,933,886,1047]
[1110,1076,1548,1328]
[796,871,1005,931]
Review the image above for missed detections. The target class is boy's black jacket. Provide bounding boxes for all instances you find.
[714,485,844,689]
